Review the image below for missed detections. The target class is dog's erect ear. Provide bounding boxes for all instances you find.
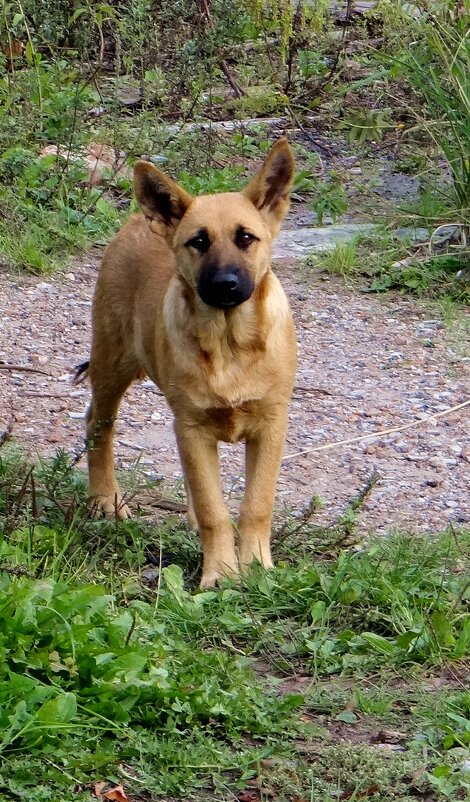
[134,161,193,230]
[243,138,295,236]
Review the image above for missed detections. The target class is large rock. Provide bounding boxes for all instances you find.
[273,223,375,260]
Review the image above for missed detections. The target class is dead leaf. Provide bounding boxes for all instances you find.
[373,729,407,744]
[341,787,379,800]
[104,785,129,802]
[237,792,260,802]
[92,783,129,801]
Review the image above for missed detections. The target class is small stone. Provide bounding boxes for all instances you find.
[394,440,409,453]
[375,743,406,752]
[461,446,470,463]
[429,456,446,468]
[141,567,160,584]
[421,319,445,329]
[405,453,428,462]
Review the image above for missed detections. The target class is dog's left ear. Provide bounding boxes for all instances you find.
[243,138,295,237]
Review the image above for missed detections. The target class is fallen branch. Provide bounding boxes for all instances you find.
[284,398,470,461]
[347,468,380,514]
[20,392,69,399]
[0,363,51,376]
[293,385,337,396]
[151,498,187,513]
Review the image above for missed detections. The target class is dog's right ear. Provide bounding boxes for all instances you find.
[134,161,193,230]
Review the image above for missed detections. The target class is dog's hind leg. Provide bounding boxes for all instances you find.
[86,355,137,519]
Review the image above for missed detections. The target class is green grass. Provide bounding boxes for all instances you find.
[0,448,469,800]
[306,228,470,302]
[393,13,470,222]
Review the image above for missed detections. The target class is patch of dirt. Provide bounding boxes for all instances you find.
[0,239,469,534]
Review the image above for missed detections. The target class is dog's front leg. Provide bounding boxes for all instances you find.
[238,408,288,570]
[175,422,237,588]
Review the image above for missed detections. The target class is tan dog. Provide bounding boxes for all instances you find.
[83,138,297,588]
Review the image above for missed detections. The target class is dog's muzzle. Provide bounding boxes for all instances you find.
[197,266,254,309]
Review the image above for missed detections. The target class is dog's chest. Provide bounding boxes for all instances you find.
[204,404,256,443]
[183,357,267,410]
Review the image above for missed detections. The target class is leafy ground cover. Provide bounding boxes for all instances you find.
[0,449,469,801]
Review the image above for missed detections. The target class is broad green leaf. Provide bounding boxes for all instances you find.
[163,565,186,602]
[360,632,396,655]
[336,710,357,723]
[36,693,77,724]
[310,600,326,623]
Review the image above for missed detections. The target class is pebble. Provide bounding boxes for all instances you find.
[375,744,406,752]
[394,440,409,453]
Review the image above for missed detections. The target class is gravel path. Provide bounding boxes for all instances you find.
[1,241,469,533]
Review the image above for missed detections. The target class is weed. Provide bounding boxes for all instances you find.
[395,15,470,223]
[339,107,394,146]
[0,141,125,272]
[292,158,348,225]
[307,229,470,302]
[178,164,246,195]
[309,239,358,277]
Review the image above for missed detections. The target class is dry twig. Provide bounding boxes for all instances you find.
[0,363,51,375]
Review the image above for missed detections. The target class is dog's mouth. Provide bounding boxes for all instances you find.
[197,266,254,310]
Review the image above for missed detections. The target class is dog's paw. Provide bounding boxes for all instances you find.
[89,495,131,520]
[199,566,238,589]
[238,541,274,571]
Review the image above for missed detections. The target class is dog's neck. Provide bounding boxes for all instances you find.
[163,270,290,408]
[178,272,273,358]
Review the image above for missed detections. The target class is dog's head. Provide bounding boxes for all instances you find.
[134,139,295,310]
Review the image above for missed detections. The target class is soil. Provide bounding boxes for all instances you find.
[1,222,469,534]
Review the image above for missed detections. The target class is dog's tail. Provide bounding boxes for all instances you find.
[73,360,90,384]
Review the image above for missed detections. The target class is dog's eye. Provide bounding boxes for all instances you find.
[235,229,257,249]
[185,231,210,253]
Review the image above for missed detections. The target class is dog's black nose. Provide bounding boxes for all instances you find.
[197,266,254,309]
[212,273,239,293]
